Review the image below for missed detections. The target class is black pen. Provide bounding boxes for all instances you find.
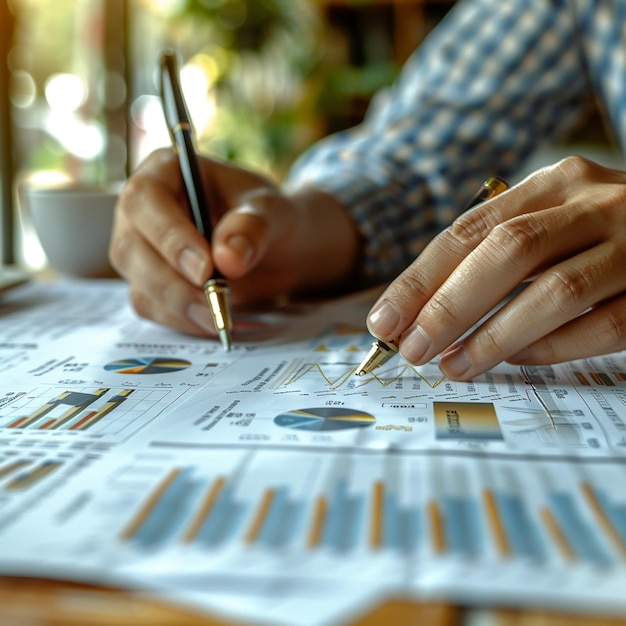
[159,51,233,351]
[355,176,508,376]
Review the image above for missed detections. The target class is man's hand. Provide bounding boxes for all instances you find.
[366,156,626,380]
[109,149,360,336]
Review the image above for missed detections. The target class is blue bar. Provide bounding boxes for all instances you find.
[495,491,547,561]
[441,495,483,557]
[593,487,626,546]
[133,467,199,548]
[195,482,246,547]
[383,491,401,549]
[398,506,421,552]
[257,486,289,547]
[549,491,612,566]
[322,478,366,551]
[271,498,307,548]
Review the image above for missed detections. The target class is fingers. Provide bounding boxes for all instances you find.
[110,149,213,288]
[126,236,215,336]
[507,292,626,365]
[110,149,217,335]
[439,239,626,379]
[365,156,626,379]
[403,197,616,366]
[212,186,360,304]
[365,172,551,342]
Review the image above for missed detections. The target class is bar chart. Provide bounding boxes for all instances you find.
[0,385,175,438]
[0,457,63,490]
[115,450,626,570]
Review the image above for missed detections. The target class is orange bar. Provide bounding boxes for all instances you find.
[72,389,134,431]
[589,372,603,386]
[484,489,510,557]
[428,500,445,553]
[5,461,62,491]
[0,459,31,480]
[43,405,86,430]
[581,482,626,559]
[17,392,73,429]
[245,489,275,545]
[541,507,575,561]
[69,411,98,431]
[8,417,27,429]
[307,496,327,549]
[182,476,226,543]
[370,481,384,549]
[119,468,181,542]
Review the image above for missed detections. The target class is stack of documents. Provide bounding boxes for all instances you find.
[1,279,626,625]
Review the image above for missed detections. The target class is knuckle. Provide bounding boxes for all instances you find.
[446,206,494,251]
[486,216,545,268]
[595,185,626,220]
[389,270,436,322]
[593,309,626,351]
[477,323,507,357]
[425,289,462,326]
[539,267,592,315]
[159,224,185,260]
[554,154,597,181]
[393,270,431,303]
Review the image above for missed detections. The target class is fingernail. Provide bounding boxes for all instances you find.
[440,344,472,379]
[188,302,215,334]
[399,325,432,363]
[367,300,400,337]
[180,248,207,285]
[226,234,254,267]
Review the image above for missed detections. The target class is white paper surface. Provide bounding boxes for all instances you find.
[1,279,626,625]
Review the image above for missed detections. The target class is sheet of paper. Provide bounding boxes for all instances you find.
[1,279,626,625]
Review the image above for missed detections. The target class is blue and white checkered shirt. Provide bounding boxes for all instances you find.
[285,0,626,286]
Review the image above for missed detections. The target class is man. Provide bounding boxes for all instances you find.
[110,0,626,380]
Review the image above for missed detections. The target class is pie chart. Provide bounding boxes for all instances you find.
[274,407,376,431]
[104,357,192,374]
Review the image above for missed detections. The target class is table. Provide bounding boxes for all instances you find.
[1,577,625,626]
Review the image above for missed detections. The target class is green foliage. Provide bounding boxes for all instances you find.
[163,0,323,175]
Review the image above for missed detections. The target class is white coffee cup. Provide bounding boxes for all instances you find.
[20,181,123,278]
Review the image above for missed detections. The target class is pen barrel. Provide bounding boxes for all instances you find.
[203,278,233,335]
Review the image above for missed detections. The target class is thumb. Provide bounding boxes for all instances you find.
[212,188,296,279]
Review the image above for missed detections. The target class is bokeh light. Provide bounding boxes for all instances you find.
[44,73,88,112]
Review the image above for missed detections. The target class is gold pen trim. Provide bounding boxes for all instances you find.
[203,278,233,351]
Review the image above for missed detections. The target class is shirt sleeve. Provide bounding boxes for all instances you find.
[284,0,593,286]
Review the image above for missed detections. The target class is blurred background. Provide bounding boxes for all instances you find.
[0,0,457,270]
[0,0,615,272]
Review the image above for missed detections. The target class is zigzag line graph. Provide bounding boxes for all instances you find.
[280,362,445,391]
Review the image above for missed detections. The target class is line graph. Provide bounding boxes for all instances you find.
[277,361,446,391]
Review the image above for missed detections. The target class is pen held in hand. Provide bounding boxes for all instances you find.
[355,176,509,377]
[159,51,233,351]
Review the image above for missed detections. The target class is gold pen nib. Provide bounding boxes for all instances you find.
[203,278,233,351]
[355,338,399,376]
